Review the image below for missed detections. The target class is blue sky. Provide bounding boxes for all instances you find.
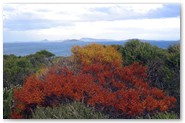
[3,4,180,42]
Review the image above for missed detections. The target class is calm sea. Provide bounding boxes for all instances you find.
[3,41,179,56]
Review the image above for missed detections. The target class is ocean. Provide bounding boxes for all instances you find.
[3,41,179,56]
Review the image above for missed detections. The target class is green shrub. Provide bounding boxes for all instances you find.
[3,87,14,119]
[26,50,55,67]
[121,39,168,65]
[31,102,108,119]
[152,112,179,119]
[3,50,55,88]
[3,85,22,119]
[3,56,33,88]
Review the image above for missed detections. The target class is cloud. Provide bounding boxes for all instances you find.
[4,18,74,31]
[147,4,180,18]
[3,4,180,42]
[3,6,16,12]
[84,4,180,21]
[4,17,179,42]
[3,10,74,31]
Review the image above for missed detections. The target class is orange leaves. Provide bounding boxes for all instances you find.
[71,44,123,67]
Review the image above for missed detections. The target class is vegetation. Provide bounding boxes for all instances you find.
[151,112,178,119]
[3,50,55,118]
[71,43,122,67]
[3,87,14,119]
[112,39,180,114]
[3,50,55,88]
[3,40,180,119]
[32,102,108,119]
[136,112,178,119]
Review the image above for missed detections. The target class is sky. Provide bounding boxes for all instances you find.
[3,4,180,42]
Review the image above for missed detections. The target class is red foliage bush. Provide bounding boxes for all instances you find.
[11,62,176,118]
[11,44,176,118]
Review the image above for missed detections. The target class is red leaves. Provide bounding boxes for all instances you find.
[10,111,23,119]
[159,97,177,112]
[144,96,159,111]
[14,76,44,105]
[12,62,177,118]
[11,44,177,118]
[150,88,165,99]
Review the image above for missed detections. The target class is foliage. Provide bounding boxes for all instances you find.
[71,43,123,67]
[3,55,34,88]
[166,44,180,113]
[52,56,77,71]
[3,50,55,88]
[11,44,176,119]
[120,39,168,66]
[136,112,179,119]
[3,86,21,119]
[152,112,179,119]
[32,102,108,119]
[3,87,14,119]
[113,40,180,113]
[30,50,54,58]
[26,50,55,67]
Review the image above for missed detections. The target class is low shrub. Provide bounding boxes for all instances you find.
[151,112,179,119]
[136,112,179,119]
[3,86,21,119]
[3,87,13,119]
[32,102,108,119]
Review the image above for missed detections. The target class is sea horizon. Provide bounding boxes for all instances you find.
[3,40,180,57]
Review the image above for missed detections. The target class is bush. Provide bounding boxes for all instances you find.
[3,87,14,119]
[71,43,123,67]
[11,44,176,119]
[137,112,179,119]
[3,56,34,88]
[152,112,179,119]
[114,40,180,114]
[26,50,55,67]
[3,50,55,88]
[3,88,13,119]
[32,102,108,119]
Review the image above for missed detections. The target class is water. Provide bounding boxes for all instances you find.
[3,41,179,56]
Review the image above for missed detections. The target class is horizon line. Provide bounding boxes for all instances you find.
[3,38,181,43]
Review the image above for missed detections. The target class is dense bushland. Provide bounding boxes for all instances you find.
[3,50,55,119]
[10,43,177,119]
[3,50,55,88]
[112,39,180,114]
